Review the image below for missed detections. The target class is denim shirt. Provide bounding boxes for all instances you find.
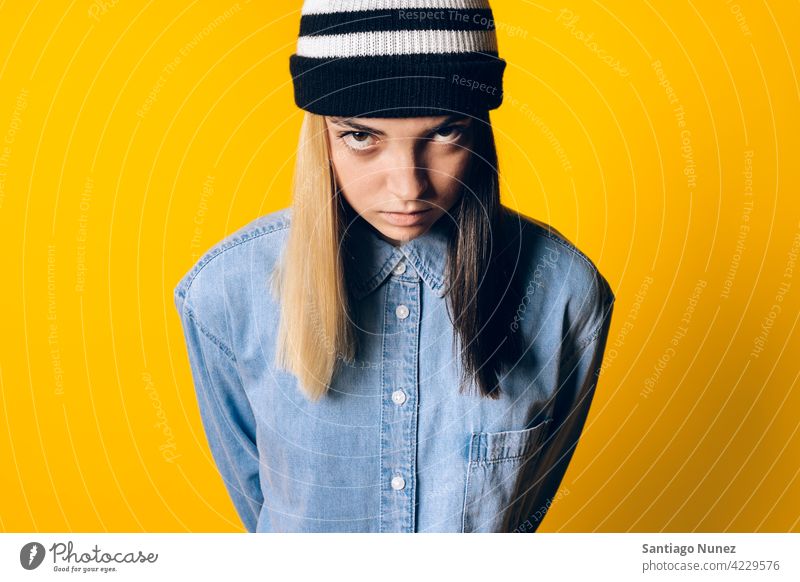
[173,205,615,533]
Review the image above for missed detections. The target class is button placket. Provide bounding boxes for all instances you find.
[379,267,420,533]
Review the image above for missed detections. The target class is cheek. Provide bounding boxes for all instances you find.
[331,158,380,211]
[430,150,471,195]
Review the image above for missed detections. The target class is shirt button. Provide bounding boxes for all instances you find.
[393,261,407,275]
[395,304,409,319]
[390,474,406,490]
[391,389,406,405]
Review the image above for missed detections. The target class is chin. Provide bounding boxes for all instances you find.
[384,224,425,238]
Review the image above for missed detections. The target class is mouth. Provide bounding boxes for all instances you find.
[379,208,432,226]
[380,209,431,216]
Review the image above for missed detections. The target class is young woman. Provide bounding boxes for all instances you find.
[174,0,615,533]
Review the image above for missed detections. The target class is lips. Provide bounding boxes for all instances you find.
[381,209,430,215]
[379,208,432,227]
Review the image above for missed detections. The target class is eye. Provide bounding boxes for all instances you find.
[338,131,376,152]
[430,125,465,143]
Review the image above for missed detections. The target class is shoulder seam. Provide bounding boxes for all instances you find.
[577,271,615,349]
[578,294,615,349]
[181,303,237,363]
[559,294,614,374]
[174,215,290,302]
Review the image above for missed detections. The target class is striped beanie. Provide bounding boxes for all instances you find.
[289,0,507,118]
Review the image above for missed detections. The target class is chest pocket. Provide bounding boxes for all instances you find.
[461,417,553,533]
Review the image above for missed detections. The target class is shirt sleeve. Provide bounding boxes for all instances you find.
[174,291,264,532]
[504,273,615,533]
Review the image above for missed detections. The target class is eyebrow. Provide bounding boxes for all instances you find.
[327,114,470,137]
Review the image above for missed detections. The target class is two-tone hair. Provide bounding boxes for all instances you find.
[271,110,524,402]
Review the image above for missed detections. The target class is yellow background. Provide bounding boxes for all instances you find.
[0,1,798,532]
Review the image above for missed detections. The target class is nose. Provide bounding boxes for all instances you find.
[384,139,430,200]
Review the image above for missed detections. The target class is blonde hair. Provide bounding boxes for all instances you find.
[270,111,356,402]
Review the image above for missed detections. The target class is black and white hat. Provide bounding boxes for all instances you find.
[289,0,507,118]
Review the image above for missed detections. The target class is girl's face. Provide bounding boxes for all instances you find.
[325,114,474,246]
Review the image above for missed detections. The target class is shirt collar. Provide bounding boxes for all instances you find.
[343,213,453,300]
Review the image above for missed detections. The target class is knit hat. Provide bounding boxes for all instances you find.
[289,0,507,118]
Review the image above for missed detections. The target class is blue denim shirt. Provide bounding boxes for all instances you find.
[173,206,615,533]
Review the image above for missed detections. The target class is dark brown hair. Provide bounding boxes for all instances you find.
[444,110,525,399]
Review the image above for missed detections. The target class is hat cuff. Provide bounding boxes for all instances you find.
[290,52,506,118]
